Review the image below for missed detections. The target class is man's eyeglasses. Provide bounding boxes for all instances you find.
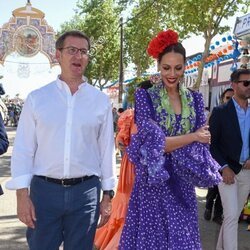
[59,46,89,56]
[237,80,250,87]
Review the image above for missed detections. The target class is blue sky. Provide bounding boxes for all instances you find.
[0,0,78,31]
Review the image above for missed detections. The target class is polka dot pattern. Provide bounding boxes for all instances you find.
[120,86,221,250]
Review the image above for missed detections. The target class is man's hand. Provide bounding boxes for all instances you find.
[243,159,250,170]
[16,188,36,228]
[97,195,112,228]
[222,166,235,185]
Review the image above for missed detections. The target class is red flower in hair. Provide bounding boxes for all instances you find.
[147,29,179,59]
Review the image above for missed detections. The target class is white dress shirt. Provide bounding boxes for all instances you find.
[6,77,116,191]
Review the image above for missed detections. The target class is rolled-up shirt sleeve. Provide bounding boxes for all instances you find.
[6,94,37,190]
[98,100,116,190]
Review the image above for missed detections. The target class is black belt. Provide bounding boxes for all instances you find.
[35,175,94,187]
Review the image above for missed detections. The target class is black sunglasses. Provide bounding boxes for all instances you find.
[237,80,250,87]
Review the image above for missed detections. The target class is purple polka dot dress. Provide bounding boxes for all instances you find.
[119,84,222,250]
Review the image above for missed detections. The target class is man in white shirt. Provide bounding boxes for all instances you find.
[6,30,116,250]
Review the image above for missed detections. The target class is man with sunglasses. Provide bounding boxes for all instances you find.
[6,30,116,250]
[209,68,250,250]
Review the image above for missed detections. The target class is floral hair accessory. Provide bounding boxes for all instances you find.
[147,29,179,59]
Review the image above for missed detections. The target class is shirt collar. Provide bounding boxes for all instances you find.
[232,97,250,111]
[56,76,87,91]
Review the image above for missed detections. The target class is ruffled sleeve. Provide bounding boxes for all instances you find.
[192,91,206,129]
[171,142,222,187]
[171,91,222,187]
[127,88,169,185]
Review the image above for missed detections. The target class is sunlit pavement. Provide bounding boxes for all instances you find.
[0,128,249,250]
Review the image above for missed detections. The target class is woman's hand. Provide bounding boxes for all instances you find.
[193,125,211,144]
[165,125,211,152]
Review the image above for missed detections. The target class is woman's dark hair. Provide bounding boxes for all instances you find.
[158,42,186,63]
[221,88,234,100]
[139,80,153,89]
[230,68,250,82]
[118,108,124,113]
[56,30,91,50]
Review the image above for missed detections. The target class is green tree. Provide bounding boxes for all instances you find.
[119,0,249,89]
[165,0,249,89]
[60,0,120,90]
[120,0,192,77]
[124,1,163,77]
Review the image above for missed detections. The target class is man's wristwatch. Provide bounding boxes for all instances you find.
[103,190,115,199]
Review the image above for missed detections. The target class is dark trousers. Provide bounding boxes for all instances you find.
[205,185,223,218]
[27,175,101,250]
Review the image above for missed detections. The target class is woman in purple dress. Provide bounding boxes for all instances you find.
[119,30,222,250]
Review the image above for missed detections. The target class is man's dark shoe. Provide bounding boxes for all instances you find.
[204,209,212,221]
[213,216,223,225]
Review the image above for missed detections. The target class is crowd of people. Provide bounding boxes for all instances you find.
[0,28,249,250]
[0,96,24,127]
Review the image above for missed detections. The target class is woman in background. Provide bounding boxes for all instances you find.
[94,109,135,250]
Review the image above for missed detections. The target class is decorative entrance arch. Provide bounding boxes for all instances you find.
[0,1,60,97]
[0,0,57,66]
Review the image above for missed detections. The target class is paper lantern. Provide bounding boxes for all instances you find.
[197,55,202,60]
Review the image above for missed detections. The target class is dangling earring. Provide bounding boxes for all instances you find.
[179,75,185,85]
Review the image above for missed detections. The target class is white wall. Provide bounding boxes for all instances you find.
[0,51,60,99]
